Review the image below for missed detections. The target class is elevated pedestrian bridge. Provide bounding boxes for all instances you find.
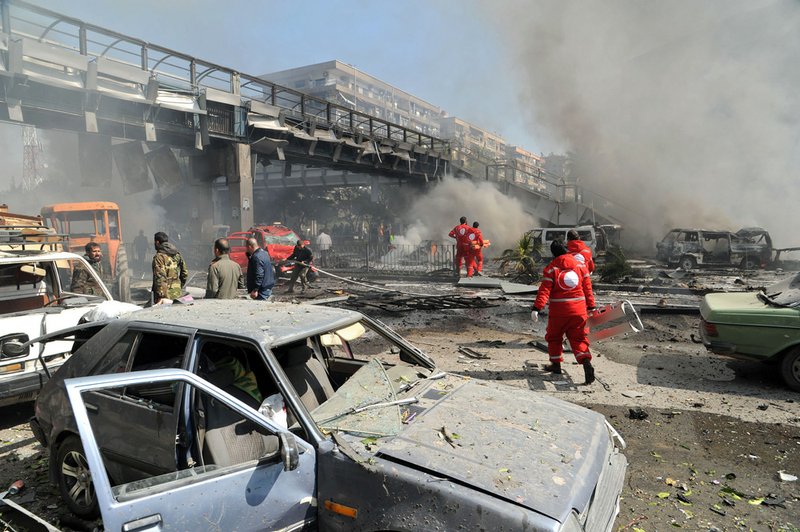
[0,0,449,182]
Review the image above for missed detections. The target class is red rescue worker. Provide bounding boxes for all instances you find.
[531,239,597,384]
[467,221,484,277]
[566,229,595,274]
[448,216,471,275]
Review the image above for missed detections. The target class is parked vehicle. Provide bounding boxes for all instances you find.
[699,272,800,391]
[0,238,113,406]
[656,227,772,270]
[229,223,317,280]
[228,223,306,272]
[27,300,627,530]
[40,201,131,301]
[527,225,603,260]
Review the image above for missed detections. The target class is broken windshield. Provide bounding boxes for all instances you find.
[761,273,800,307]
[310,358,402,437]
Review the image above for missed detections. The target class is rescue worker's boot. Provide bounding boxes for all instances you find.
[582,360,595,385]
[543,362,562,374]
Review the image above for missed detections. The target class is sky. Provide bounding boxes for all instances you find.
[3,0,799,248]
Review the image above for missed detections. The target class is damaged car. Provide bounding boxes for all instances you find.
[656,228,771,270]
[699,273,800,391]
[29,300,627,530]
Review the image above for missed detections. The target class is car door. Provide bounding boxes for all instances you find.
[66,369,317,531]
[84,329,191,484]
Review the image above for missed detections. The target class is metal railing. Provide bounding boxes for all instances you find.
[0,0,450,152]
[319,241,455,275]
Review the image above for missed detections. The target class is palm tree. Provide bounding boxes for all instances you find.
[495,233,542,283]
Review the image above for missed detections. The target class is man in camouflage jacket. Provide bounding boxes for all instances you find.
[152,231,188,303]
[71,242,105,295]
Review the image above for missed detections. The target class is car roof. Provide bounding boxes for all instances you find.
[0,250,84,262]
[126,300,363,347]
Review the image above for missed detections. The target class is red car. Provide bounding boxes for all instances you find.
[229,224,314,280]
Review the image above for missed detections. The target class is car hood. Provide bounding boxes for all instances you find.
[376,380,613,523]
[702,292,800,326]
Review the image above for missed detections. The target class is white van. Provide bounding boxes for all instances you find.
[528,225,598,259]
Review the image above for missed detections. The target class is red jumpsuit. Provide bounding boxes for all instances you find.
[467,228,484,276]
[567,239,595,273]
[533,253,595,364]
[448,223,471,272]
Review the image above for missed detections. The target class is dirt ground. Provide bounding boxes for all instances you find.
[1,275,799,531]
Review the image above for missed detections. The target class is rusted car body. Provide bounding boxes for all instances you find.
[30,301,627,530]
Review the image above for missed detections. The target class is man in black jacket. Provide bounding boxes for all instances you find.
[286,240,313,293]
[246,238,275,300]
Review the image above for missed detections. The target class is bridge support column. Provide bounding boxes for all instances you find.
[370,176,381,202]
[228,144,254,231]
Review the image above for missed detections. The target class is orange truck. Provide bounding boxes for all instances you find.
[40,201,131,301]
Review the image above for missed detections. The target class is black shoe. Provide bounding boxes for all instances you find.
[543,363,562,374]
[583,362,595,385]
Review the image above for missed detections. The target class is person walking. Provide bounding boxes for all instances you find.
[316,229,332,267]
[448,216,471,275]
[133,229,148,270]
[246,237,275,300]
[205,238,244,299]
[71,241,104,295]
[285,240,313,293]
[531,240,597,384]
[467,221,485,277]
[152,231,188,304]
[566,229,595,274]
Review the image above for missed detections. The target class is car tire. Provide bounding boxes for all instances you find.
[780,348,800,392]
[740,256,759,270]
[56,435,99,518]
[679,256,696,270]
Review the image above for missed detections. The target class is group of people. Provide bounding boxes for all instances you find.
[204,236,313,301]
[448,216,487,277]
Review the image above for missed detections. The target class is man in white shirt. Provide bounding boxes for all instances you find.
[316,229,332,267]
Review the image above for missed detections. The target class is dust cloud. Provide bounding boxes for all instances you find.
[3,130,167,241]
[486,0,800,248]
[392,175,540,256]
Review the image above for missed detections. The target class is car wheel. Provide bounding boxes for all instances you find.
[780,348,800,392]
[679,256,696,270]
[740,256,759,270]
[56,435,99,518]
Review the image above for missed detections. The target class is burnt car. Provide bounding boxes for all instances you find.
[656,228,771,270]
[29,301,627,530]
[699,272,800,391]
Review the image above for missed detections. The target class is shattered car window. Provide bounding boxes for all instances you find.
[310,359,401,437]
[762,273,800,307]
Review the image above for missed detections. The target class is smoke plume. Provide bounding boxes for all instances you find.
[394,175,539,255]
[487,0,800,248]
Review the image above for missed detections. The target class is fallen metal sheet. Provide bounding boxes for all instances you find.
[500,281,537,294]
[0,498,61,532]
[457,346,490,359]
[456,277,503,288]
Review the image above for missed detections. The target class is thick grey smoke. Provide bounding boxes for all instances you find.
[393,176,540,256]
[487,0,800,248]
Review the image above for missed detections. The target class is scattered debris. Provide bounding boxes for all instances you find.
[622,390,644,399]
[777,470,797,482]
[628,407,649,420]
[457,346,490,359]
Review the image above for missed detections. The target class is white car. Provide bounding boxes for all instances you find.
[0,250,113,406]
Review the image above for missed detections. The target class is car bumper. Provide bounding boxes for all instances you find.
[29,416,47,447]
[0,369,47,407]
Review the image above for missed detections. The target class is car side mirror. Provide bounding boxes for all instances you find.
[279,432,300,471]
[1,339,29,358]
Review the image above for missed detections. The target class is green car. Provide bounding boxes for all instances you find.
[699,273,800,392]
